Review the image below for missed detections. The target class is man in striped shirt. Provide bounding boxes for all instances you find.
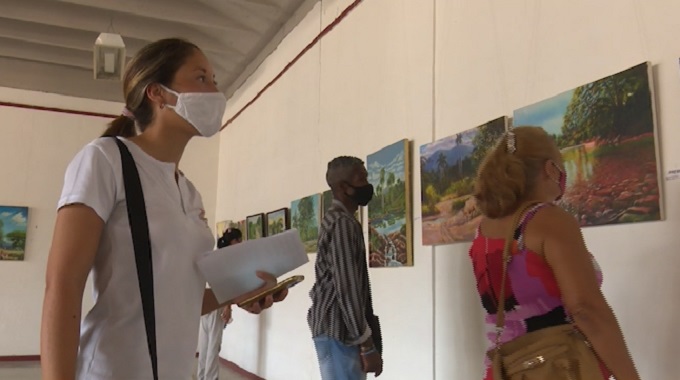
[308,156,383,380]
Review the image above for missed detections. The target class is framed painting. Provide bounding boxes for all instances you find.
[238,220,247,240]
[367,139,413,267]
[0,206,29,261]
[291,194,321,253]
[513,62,662,226]
[215,220,239,241]
[420,117,508,245]
[321,189,362,223]
[266,208,290,236]
[246,213,265,240]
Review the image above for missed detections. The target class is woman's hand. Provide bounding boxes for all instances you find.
[233,272,290,314]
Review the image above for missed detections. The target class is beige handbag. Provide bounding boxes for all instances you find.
[487,203,603,380]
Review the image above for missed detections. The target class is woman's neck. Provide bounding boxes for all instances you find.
[131,125,192,168]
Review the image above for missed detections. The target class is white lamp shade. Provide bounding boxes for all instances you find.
[94,33,126,80]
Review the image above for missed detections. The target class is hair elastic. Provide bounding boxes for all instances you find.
[121,107,135,120]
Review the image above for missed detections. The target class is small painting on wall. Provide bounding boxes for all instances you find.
[420,117,508,245]
[238,220,247,240]
[321,190,362,223]
[513,62,662,226]
[367,140,413,267]
[291,194,321,253]
[246,214,265,240]
[266,208,290,236]
[0,206,29,261]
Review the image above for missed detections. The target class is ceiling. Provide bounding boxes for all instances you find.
[0,0,319,102]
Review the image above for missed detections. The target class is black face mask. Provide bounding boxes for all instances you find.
[347,183,374,206]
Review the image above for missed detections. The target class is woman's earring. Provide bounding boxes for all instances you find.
[160,103,165,109]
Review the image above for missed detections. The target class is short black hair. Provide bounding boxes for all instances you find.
[217,228,242,248]
[326,156,364,188]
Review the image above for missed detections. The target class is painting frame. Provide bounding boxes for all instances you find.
[0,205,29,261]
[420,117,508,245]
[513,62,663,227]
[238,220,247,240]
[266,208,290,236]
[291,194,321,254]
[367,139,413,268]
[246,213,265,240]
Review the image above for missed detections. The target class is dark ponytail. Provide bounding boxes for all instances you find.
[102,115,137,138]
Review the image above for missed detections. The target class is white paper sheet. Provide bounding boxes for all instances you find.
[195,229,309,304]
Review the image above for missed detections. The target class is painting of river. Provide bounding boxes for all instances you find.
[420,117,507,245]
[513,62,662,226]
[367,140,413,267]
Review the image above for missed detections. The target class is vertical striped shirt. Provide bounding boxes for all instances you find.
[307,200,372,345]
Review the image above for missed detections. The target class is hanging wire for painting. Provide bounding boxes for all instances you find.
[630,0,651,58]
[487,0,510,114]
[107,15,116,33]
[523,0,542,106]
[315,7,323,176]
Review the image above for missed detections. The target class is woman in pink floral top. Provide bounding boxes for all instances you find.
[469,126,640,380]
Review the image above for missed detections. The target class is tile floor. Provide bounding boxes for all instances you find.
[0,359,252,380]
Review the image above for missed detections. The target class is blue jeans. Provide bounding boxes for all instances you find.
[313,335,367,380]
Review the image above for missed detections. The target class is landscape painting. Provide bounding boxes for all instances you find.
[0,206,28,261]
[321,189,362,223]
[367,140,413,267]
[238,220,247,240]
[246,214,265,240]
[420,117,507,245]
[513,62,662,226]
[291,194,321,253]
[266,208,290,236]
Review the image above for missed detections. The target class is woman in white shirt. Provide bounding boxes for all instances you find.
[40,38,286,380]
[197,227,242,380]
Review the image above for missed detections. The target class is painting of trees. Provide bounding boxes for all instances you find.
[513,62,662,227]
[367,139,413,267]
[0,206,29,261]
[266,208,290,237]
[246,214,264,240]
[419,118,507,245]
[291,194,321,253]
[559,63,653,149]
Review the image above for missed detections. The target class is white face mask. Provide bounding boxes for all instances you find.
[160,85,227,137]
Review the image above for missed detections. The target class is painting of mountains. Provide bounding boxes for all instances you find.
[513,62,662,226]
[0,206,29,261]
[420,118,507,245]
[367,139,413,267]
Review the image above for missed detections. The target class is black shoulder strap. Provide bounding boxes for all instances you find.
[108,136,158,380]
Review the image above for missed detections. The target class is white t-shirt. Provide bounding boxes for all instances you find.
[58,137,214,380]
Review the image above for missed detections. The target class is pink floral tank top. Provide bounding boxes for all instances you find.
[468,203,610,380]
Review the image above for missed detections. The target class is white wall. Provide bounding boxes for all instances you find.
[0,87,219,355]
[434,1,680,378]
[217,0,680,379]
[218,1,436,379]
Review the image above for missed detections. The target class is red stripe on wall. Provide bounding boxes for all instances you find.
[221,0,363,130]
[0,355,40,362]
[0,101,117,119]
